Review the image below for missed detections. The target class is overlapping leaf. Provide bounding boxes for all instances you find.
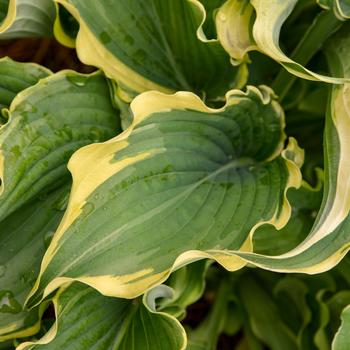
[231,24,350,273]
[216,0,348,84]
[0,59,53,342]
[0,70,120,221]
[0,0,55,39]
[0,64,121,342]
[0,186,68,342]
[17,283,186,350]
[55,0,246,101]
[0,58,50,111]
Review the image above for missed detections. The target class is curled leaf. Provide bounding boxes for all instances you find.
[217,0,348,84]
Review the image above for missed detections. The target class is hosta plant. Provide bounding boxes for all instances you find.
[1,0,350,349]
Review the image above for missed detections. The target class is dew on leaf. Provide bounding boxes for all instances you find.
[218,12,227,22]
[67,74,88,87]
[82,202,95,216]
[0,291,22,314]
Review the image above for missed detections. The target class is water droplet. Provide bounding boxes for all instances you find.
[82,202,95,216]
[67,74,88,87]
[0,265,6,277]
[93,193,100,200]
[0,291,22,314]
[218,12,227,22]
[44,231,55,248]
[311,210,318,219]
[99,31,112,44]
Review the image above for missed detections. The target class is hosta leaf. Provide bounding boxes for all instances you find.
[217,0,348,84]
[332,305,350,350]
[26,86,302,305]
[0,186,68,341]
[55,0,247,101]
[0,70,120,222]
[0,58,50,111]
[229,24,350,273]
[17,283,186,350]
[0,0,55,39]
